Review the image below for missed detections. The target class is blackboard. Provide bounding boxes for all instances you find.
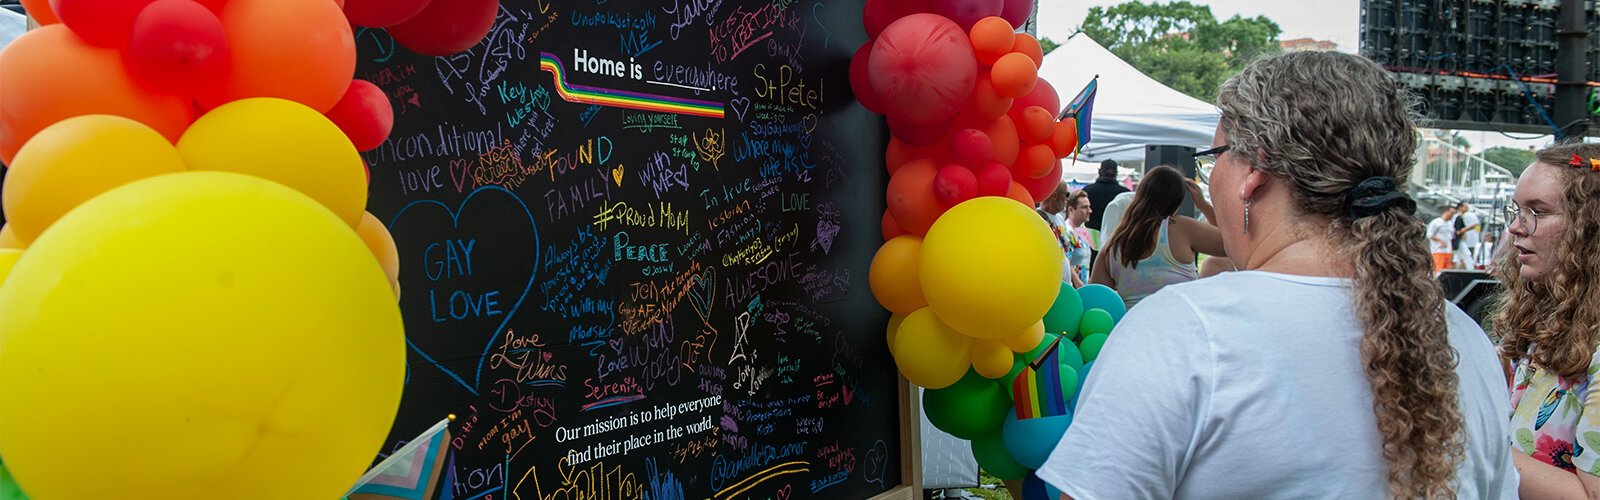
[356,1,900,498]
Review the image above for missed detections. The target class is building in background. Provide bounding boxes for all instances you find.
[1281,37,1340,52]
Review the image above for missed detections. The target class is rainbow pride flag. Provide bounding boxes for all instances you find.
[1013,337,1069,420]
[347,417,452,500]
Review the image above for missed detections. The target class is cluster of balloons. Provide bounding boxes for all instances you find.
[0,1,492,498]
[925,282,1127,498]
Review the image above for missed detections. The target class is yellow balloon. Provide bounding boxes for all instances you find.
[870,235,928,314]
[921,197,1062,338]
[886,313,906,355]
[972,339,1014,379]
[0,248,21,287]
[177,98,366,227]
[892,307,973,389]
[356,211,400,286]
[0,224,22,249]
[1002,320,1046,353]
[3,115,187,245]
[0,172,404,500]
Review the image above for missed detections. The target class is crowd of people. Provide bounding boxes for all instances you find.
[1021,50,1600,499]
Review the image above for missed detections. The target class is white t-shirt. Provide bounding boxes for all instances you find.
[1098,191,1135,250]
[1459,211,1482,248]
[1037,271,1517,499]
[1426,216,1455,254]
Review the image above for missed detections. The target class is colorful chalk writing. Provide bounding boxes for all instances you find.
[360,1,896,499]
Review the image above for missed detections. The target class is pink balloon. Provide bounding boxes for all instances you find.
[976,162,1012,197]
[947,128,993,168]
[345,0,431,28]
[1000,0,1032,27]
[127,0,230,96]
[387,0,497,56]
[930,0,1003,31]
[863,0,929,39]
[869,13,978,125]
[934,164,978,206]
[326,79,395,152]
[850,43,886,114]
[888,114,952,147]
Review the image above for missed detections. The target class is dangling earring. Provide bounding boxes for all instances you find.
[1243,200,1252,235]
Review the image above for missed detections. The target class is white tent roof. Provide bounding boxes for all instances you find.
[1040,33,1221,167]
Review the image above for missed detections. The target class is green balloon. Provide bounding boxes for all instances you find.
[1080,308,1115,336]
[0,460,27,500]
[1056,339,1085,373]
[924,370,1010,440]
[1041,282,1083,336]
[1078,333,1109,362]
[972,432,1030,481]
[1023,332,1061,362]
[1057,362,1082,402]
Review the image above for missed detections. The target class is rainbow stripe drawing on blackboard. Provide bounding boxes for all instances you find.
[539,52,725,119]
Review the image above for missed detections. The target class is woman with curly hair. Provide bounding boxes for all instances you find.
[1037,51,1516,498]
[1499,142,1600,497]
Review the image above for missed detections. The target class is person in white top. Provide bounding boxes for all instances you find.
[1426,204,1459,272]
[1096,190,1134,252]
[1454,202,1483,269]
[1038,51,1516,499]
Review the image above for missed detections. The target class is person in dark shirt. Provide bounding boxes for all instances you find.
[1081,159,1130,261]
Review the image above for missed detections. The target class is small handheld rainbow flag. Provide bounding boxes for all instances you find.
[1013,337,1069,420]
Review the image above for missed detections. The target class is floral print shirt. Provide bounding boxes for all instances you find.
[1509,349,1600,474]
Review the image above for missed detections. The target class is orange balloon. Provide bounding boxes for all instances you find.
[1004,181,1036,207]
[205,0,356,112]
[355,211,400,289]
[0,224,22,250]
[990,52,1038,99]
[969,17,1015,66]
[1018,106,1056,143]
[985,115,1020,167]
[21,0,59,24]
[870,235,929,315]
[1050,119,1079,157]
[0,26,193,165]
[1013,33,1044,66]
[886,138,917,174]
[964,74,1013,120]
[886,159,946,235]
[883,210,909,241]
[1014,144,1057,179]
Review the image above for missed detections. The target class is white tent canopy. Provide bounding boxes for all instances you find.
[1040,33,1221,169]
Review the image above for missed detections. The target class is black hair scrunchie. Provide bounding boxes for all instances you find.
[1346,176,1417,220]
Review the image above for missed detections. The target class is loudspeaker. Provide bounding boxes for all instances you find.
[1437,269,1501,327]
[1145,144,1199,219]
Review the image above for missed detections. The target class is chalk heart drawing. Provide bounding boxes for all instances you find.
[389,185,540,396]
[863,439,889,486]
[801,113,819,134]
[729,97,752,122]
[612,164,625,186]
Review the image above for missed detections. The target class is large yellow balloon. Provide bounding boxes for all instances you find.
[3,115,187,245]
[177,98,367,227]
[921,197,1062,338]
[0,248,21,286]
[870,235,928,314]
[0,172,404,500]
[892,307,974,389]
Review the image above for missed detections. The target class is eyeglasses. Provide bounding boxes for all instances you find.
[1506,201,1562,234]
[1194,144,1230,158]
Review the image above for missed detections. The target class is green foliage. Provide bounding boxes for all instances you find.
[1079,1,1282,101]
[1482,146,1535,177]
[1040,37,1060,56]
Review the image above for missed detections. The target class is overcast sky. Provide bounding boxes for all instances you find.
[1034,0,1552,152]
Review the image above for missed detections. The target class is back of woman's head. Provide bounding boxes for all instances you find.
[1496,142,1600,382]
[1104,165,1184,268]
[1218,51,1461,499]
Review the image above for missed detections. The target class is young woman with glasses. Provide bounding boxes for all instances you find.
[1498,143,1600,498]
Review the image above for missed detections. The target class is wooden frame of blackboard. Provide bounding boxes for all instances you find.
[866,377,923,500]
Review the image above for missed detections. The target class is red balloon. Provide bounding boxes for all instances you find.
[21,0,59,24]
[889,114,951,147]
[886,159,947,235]
[947,128,993,168]
[192,0,226,13]
[869,14,978,125]
[1006,180,1036,207]
[930,0,1002,31]
[851,43,886,115]
[344,0,430,28]
[326,79,395,152]
[882,210,909,241]
[50,0,155,47]
[1010,79,1060,120]
[1018,106,1056,143]
[127,0,230,96]
[934,164,978,206]
[863,0,929,39]
[388,0,497,56]
[1019,159,1064,202]
[1000,0,1032,27]
[975,162,1012,197]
